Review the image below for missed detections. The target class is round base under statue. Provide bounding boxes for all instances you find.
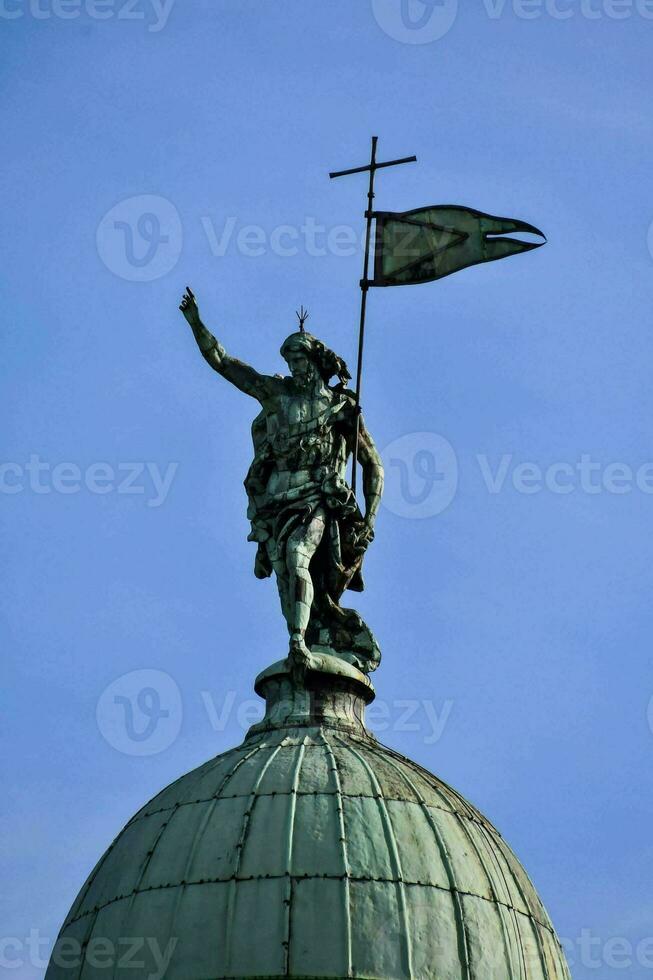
[46,654,570,979]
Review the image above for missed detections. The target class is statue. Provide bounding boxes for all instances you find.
[179,287,384,674]
[175,143,545,680]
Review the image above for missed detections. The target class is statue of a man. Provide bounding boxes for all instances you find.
[180,287,384,674]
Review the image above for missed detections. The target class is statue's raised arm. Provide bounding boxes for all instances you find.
[179,287,277,401]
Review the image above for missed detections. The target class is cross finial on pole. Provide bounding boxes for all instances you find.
[330,137,417,495]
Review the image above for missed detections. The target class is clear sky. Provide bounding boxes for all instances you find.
[2,2,653,977]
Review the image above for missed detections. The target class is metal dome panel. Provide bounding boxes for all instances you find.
[47,718,571,980]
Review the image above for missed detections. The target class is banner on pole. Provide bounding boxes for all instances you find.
[371,205,546,287]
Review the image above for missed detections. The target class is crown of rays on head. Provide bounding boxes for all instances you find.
[295,305,309,333]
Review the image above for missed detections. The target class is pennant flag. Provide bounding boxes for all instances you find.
[371,205,546,287]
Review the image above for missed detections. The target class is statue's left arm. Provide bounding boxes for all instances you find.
[356,414,384,541]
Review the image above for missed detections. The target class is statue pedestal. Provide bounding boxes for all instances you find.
[248,651,375,739]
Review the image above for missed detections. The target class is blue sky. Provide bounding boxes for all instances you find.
[2,1,653,977]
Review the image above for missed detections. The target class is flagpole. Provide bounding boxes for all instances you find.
[330,143,544,504]
[330,138,417,499]
[349,135,378,496]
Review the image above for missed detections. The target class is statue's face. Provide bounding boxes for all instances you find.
[285,349,316,387]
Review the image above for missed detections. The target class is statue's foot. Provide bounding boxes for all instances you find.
[289,632,311,678]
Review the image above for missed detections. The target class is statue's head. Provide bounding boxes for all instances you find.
[280,331,351,388]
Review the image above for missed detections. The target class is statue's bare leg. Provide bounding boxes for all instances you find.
[285,507,326,661]
[266,539,292,632]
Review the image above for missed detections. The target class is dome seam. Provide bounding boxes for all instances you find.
[346,733,549,977]
[223,737,289,972]
[130,791,494,831]
[359,738,473,980]
[163,740,270,967]
[61,872,561,938]
[352,734,503,837]
[122,742,267,831]
[283,736,308,976]
[441,780,523,975]
[320,730,353,978]
[106,748,232,980]
[343,742,415,980]
[476,820,551,978]
[346,733,521,977]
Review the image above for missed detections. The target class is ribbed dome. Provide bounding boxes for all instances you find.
[47,657,570,980]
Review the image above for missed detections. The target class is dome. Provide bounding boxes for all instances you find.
[46,656,570,980]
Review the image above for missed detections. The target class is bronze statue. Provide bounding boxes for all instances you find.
[176,141,545,678]
[179,287,383,674]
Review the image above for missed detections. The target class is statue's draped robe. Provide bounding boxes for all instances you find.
[244,381,381,673]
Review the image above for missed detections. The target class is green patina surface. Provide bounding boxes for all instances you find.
[47,657,571,980]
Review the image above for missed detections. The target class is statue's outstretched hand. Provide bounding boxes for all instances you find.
[179,286,200,327]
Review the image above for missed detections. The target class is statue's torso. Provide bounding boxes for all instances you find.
[261,385,350,497]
